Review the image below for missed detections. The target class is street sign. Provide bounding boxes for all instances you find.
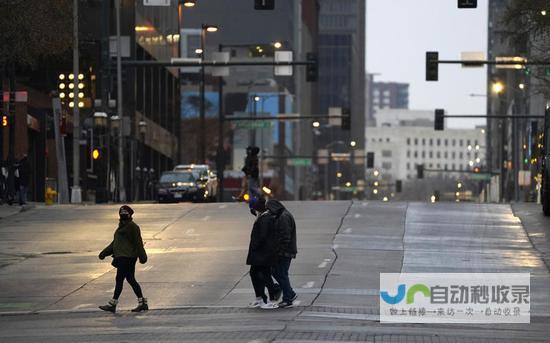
[144,0,170,6]
[331,152,351,161]
[470,173,492,181]
[461,51,484,68]
[287,158,312,167]
[235,120,273,129]
[328,107,342,126]
[317,149,329,165]
[274,51,293,76]
[212,52,230,77]
[495,56,527,69]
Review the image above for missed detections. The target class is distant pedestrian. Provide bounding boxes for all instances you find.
[246,196,281,309]
[16,154,30,205]
[266,199,297,308]
[0,160,7,205]
[239,146,260,199]
[98,205,148,313]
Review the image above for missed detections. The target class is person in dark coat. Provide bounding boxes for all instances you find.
[246,196,281,309]
[266,199,297,308]
[16,154,30,205]
[98,205,148,313]
[241,146,260,198]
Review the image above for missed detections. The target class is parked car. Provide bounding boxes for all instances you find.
[157,171,208,203]
[173,164,218,201]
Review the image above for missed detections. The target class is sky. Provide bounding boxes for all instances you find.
[366,0,488,128]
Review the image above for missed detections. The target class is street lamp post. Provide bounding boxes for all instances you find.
[94,112,108,203]
[199,24,218,164]
[138,120,147,201]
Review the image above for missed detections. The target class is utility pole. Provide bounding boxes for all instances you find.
[71,0,82,203]
[115,0,126,202]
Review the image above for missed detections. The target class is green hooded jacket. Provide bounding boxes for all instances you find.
[99,219,147,263]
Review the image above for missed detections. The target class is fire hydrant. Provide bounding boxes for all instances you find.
[45,187,57,205]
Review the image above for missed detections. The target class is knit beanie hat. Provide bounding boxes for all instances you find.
[119,205,134,219]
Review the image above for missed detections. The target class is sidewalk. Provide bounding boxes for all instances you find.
[0,203,34,220]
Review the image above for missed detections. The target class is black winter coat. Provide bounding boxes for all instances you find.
[246,211,278,266]
[266,199,297,258]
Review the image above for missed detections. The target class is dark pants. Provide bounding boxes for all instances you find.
[113,257,143,299]
[18,185,27,205]
[249,265,279,303]
[272,256,295,302]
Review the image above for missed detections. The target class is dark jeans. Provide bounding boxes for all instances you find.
[249,265,279,302]
[18,185,27,205]
[113,256,143,299]
[272,256,295,302]
[248,177,261,197]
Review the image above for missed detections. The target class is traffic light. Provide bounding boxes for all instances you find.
[434,108,444,130]
[366,152,374,168]
[458,0,477,8]
[396,180,402,193]
[341,108,350,130]
[416,164,424,179]
[1,115,7,127]
[426,51,439,81]
[92,148,100,160]
[306,52,318,82]
[254,0,274,10]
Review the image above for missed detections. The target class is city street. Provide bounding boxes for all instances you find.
[0,201,549,342]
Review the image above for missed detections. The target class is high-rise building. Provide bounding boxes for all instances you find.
[317,0,366,199]
[180,0,319,200]
[366,75,409,124]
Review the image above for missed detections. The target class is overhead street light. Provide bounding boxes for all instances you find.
[182,0,196,7]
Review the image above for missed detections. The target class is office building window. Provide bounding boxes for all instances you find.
[414,138,418,145]
[407,162,410,170]
[382,162,392,170]
[407,138,410,145]
[414,151,418,158]
[437,139,441,146]
[386,138,390,142]
[429,151,433,158]
[422,151,425,158]
[436,151,441,158]
[444,151,448,158]
[452,139,456,146]
[459,152,463,159]
[407,150,410,158]
[429,138,433,146]
[422,138,426,146]
[444,139,448,146]
[382,150,392,157]
[452,152,456,159]
[459,139,463,146]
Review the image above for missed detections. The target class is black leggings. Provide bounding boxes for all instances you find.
[113,257,143,299]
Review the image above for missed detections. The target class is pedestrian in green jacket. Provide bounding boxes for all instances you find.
[98,205,148,313]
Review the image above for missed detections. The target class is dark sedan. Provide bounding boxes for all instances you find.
[157,171,204,203]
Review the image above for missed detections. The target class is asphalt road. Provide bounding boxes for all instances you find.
[0,201,549,342]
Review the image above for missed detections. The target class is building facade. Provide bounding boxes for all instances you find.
[366,109,486,201]
[179,0,319,200]
[366,76,409,124]
[316,0,366,199]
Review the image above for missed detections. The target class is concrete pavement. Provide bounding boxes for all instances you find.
[0,201,549,342]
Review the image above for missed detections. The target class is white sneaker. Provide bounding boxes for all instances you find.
[248,298,264,308]
[260,301,279,310]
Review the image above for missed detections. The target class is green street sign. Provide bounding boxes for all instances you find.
[287,158,312,167]
[469,173,492,181]
[235,120,273,129]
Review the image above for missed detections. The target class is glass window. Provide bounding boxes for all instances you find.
[437,139,441,146]
[407,150,410,158]
[437,152,441,158]
[407,162,410,170]
[382,150,392,157]
[444,139,448,146]
[429,138,433,146]
[429,151,433,158]
[386,138,390,142]
[422,151,425,158]
[422,138,426,146]
[460,152,463,159]
[452,139,456,146]
[444,152,448,158]
[414,138,418,145]
[452,152,456,159]
[407,138,411,145]
[414,151,418,158]
[382,162,392,170]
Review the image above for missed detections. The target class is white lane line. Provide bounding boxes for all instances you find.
[362,202,368,207]
[318,259,331,268]
[354,213,361,218]
[343,228,353,234]
[185,228,195,234]
[202,215,211,221]
[332,244,339,250]
[72,303,94,310]
[141,265,153,271]
[219,204,227,209]
[301,281,315,289]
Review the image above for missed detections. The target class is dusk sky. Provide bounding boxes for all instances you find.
[367,0,488,128]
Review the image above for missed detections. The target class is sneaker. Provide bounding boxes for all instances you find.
[260,301,278,310]
[99,299,118,313]
[131,297,148,312]
[290,293,297,302]
[277,301,293,308]
[248,298,264,308]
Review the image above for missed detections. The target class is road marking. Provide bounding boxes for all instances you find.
[332,244,339,250]
[202,215,211,221]
[293,300,301,306]
[301,281,315,288]
[318,259,331,268]
[72,303,94,310]
[362,202,368,207]
[219,204,227,209]
[354,213,361,218]
[185,228,195,234]
[344,228,353,234]
[142,265,153,271]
